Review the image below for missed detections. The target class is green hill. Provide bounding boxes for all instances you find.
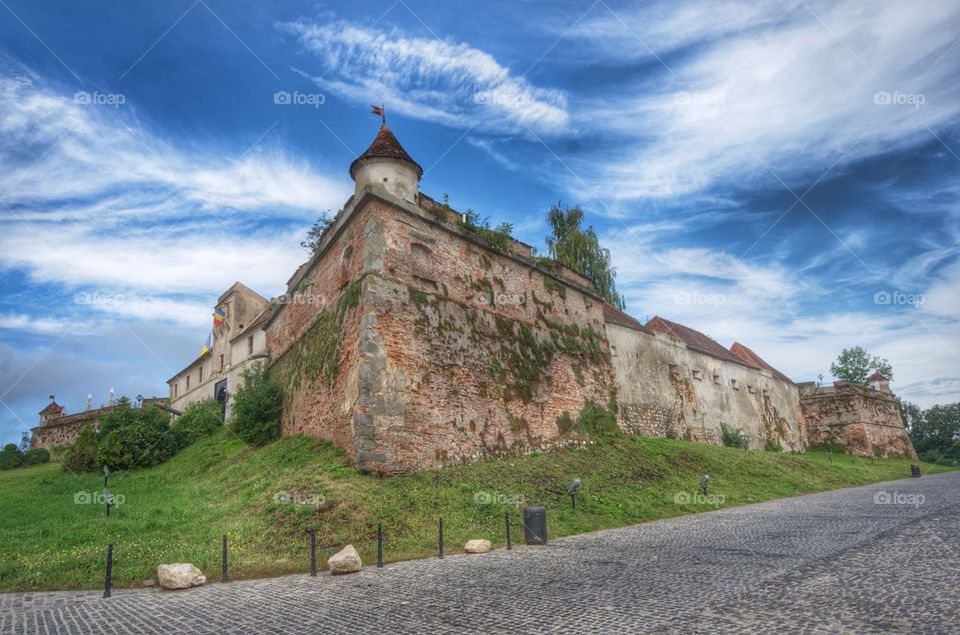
[0,429,946,591]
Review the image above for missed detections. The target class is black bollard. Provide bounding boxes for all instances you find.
[571,493,576,509]
[911,464,922,478]
[309,529,317,577]
[221,534,229,583]
[103,544,113,599]
[438,518,444,559]
[377,523,383,568]
[505,513,511,550]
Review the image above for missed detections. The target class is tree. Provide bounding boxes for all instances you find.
[908,402,960,464]
[300,212,335,255]
[545,203,625,310]
[0,443,23,470]
[231,363,282,445]
[829,346,893,386]
[96,398,179,470]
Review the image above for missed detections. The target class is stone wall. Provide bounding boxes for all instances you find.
[606,323,806,451]
[799,382,917,459]
[265,189,617,474]
[30,411,107,451]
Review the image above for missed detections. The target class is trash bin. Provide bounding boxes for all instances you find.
[523,506,547,545]
[911,464,922,478]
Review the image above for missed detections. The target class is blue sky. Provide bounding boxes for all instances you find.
[1,0,958,444]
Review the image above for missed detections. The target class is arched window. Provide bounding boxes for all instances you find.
[411,242,433,279]
[339,245,354,289]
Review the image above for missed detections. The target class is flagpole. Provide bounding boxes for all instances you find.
[381,103,386,124]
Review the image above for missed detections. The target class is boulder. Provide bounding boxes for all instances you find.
[328,544,362,574]
[464,539,491,554]
[157,563,206,590]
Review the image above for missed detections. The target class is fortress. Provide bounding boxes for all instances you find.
[154,122,915,473]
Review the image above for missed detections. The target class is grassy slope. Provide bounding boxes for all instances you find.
[0,430,948,591]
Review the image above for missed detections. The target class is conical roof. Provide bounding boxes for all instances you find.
[349,123,422,180]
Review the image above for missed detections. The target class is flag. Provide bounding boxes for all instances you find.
[213,307,225,328]
[200,332,212,356]
[370,104,384,121]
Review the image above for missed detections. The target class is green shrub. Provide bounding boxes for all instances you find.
[96,399,178,470]
[764,439,783,452]
[720,423,749,449]
[575,400,620,437]
[23,448,50,465]
[172,399,224,449]
[232,363,282,445]
[61,425,98,473]
[0,443,23,470]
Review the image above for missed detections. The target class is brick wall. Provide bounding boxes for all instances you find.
[799,382,917,459]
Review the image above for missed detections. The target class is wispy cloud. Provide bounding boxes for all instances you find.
[281,19,569,134]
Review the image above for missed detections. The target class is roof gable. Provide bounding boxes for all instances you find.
[730,342,793,384]
[646,316,755,368]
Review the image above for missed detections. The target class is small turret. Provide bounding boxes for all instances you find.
[349,122,422,203]
[869,372,891,393]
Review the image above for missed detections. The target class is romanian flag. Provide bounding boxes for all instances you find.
[370,104,384,121]
[213,307,225,328]
[200,332,212,356]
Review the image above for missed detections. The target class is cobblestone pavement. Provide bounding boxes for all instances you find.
[2,472,958,634]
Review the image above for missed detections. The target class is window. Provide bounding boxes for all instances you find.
[339,246,354,289]
[668,363,679,378]
[731,378,739,390]
[247,335,254,356]
[220,354,224,370]
[713,373,721,385]
[173,383,178,398]
[411,243,433,280]
[747,385,756,394]
[199,366,203,382]
[692,369,703,381]
[186,375,191,390]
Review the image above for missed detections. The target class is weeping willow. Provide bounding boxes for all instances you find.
[545,203,625,310]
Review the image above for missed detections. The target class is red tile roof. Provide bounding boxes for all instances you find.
[603,304,652,333]
[349,123,422,179]
[38,401,64,416]
[868,371,889,382]
[646,316,756,368]
[730,342,793,384]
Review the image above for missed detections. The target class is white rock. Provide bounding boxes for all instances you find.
[464,539,491,554]
[328,544,362,574]
[157,563,206,590]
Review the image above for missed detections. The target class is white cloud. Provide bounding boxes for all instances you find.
[554,0,960,200]
[281,19,568,135]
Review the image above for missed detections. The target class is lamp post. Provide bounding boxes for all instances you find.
[567,478,582,509]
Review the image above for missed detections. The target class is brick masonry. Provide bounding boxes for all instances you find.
[799,381,918,459]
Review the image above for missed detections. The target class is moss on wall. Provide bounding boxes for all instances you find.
[269,279,362,408]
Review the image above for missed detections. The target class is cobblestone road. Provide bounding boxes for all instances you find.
[3,472,958,634]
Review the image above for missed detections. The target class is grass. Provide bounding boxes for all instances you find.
[0,429,950,591]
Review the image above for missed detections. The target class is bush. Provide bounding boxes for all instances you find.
[720,423,749,449]
[172,399,224,449]
[764,439,783,452]
[96,399,179,470]
[231,363,282,445]
[0,443,23,470]
[61,425,98,473]
[23,448,50,465]
[575,399,621,438]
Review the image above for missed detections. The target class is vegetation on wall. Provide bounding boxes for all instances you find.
[720,423,749,449]
[231,364,283,446]
[300,211,336,255]
[269,279,362,408]
[545,202,625,310]
[829,346,893,386]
